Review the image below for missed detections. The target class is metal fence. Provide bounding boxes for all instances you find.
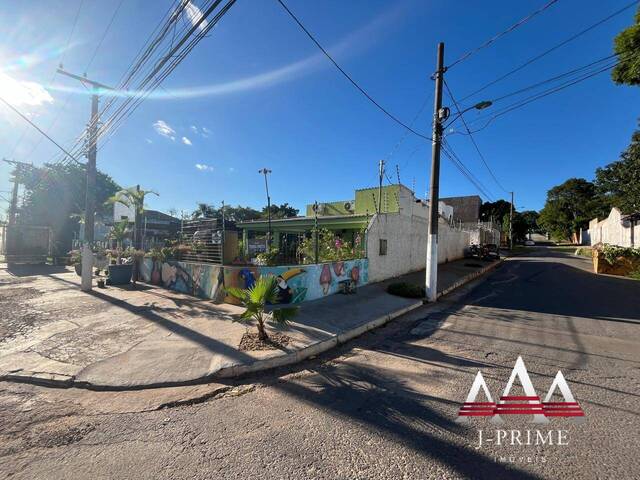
[175,218,224,265]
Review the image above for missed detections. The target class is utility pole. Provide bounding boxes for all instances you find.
[313,201,319,264]
[378,159,385,214]
[258,168,272,248]
[57,67,112,292]
[510,191,514,250]
[426,42,445,302]
[2,159,29,225]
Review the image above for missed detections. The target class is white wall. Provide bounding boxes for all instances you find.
[366,213,470,283]
[588,208,639,248]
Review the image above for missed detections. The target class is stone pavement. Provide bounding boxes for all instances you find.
[0,258,499,390]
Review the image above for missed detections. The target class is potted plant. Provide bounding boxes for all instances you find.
[106,247,133,285]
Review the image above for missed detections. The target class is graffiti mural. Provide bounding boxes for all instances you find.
[140,258,369,305]
[223,259,369,305]
[139,258,224,301]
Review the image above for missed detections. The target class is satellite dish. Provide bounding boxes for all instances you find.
[344,202,352,212]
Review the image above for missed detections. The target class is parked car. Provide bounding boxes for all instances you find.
[524,239,535,246]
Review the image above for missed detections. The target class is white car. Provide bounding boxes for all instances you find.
[524,240,535,246]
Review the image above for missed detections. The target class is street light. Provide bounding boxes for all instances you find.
[258,168,272,248]
[443,100,492,129]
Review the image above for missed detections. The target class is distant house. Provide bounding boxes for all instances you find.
[440,195,482,223]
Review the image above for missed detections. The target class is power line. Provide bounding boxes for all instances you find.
[276,0,433,143]
[459,0,640,101]
[465,54,632,133]
[447,0,561,70]
[84,0,125,73]
[443,78,509,194]
[0,96,81,163]
[441,141,495,201]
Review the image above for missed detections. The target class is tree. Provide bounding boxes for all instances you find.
[106,185,158,248]
[17,162,120,255]
[192,203,216,219]
[225,276,298,341]
[612,6,640,86]
[511,211,539,243]
[261,203,299,220]
[480,200,512,225]
[190,204,262,222]
[595,125,640,213]
[538,178,608,241]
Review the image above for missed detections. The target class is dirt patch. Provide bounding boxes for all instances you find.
[0,287,45,342]
[239,331,291,351]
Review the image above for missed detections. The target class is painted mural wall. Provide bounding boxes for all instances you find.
[223,259,369,305]
[139,258,224,301]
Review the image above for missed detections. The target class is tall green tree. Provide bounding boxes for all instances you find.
[612,6,640,86]
[17,162,120,254]
[538,178,608,241]
[261,203,299,219]
[595,125,640,213]
[480,199,512,225]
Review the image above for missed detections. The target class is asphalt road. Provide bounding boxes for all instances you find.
[1,247,639,479]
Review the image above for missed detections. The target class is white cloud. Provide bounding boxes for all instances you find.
[153,120,175,140]
[0,73,53,106]
[190,125,198,134]
[201,126,211,138]
[228,167,235,173]
[181,136,192,146]
[195,163,213,172]
[145,138,153,144]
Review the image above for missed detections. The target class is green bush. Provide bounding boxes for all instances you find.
[599,244,640,265]
[574,247,592,258]
[387,282,425,298]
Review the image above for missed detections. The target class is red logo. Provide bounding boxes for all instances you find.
[457,357,584,424]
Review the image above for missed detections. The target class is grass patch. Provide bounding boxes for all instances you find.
[628,269,640,280]
[387,282,425,299]
[574,247,592,258]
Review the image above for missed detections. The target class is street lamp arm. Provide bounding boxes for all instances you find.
[443,100,492,129]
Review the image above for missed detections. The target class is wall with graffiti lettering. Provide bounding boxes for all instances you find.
[139,258,224,301]
[223,259,369,305]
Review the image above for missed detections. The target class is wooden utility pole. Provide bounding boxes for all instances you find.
[2,158,30,225]
[378,159,385,213]
[426,42,445,302]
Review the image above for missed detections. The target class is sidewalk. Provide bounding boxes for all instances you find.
[0,258,500,390]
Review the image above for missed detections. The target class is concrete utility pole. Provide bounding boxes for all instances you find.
[510,191,514,250]
[258,168,272,248]
[426,42,445,302]
[57,67,112,292]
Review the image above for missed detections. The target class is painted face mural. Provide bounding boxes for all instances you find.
[319,264,332,295]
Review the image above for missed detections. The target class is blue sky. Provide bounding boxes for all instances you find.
[1,0,639,218]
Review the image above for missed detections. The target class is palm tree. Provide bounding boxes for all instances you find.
[192,203,216,219]
[108,219,129,248]
[106,185,158,248]
[226,276,298,341]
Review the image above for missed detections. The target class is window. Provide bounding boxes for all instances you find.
[379,239,387,256]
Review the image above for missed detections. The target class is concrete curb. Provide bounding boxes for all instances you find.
[437,259,502,299]
[1,261,500,391]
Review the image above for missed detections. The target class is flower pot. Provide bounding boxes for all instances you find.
[107,264,133,285]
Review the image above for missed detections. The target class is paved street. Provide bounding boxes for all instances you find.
[1,247,639,479]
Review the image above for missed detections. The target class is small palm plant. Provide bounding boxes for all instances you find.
[226,276,298,341]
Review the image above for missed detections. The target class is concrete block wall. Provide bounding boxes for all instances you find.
[366,213,470,283]
[588,208,640,248]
